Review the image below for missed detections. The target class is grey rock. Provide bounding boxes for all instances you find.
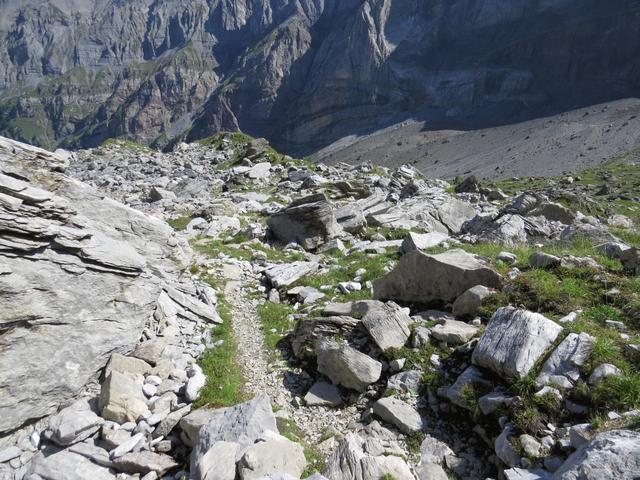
[478,390,515,415]
[419,435,454,465]
[315,339,382,392]
[0,446,22,463]
[552,430,640,480]
[417,462,449,480]
[452,285,493,317]
[495,426,520,468]
[29,449,116,480]
[520,434,543,458]
[204,216,242,239]
[536,333,593,389]
[430,319,479,345]
[191,395,277,473]
[68,440,115,468]
[179,408,227,448]
[110,432,145,459]
[0,138,187,434]
[373,249,502,303]
[387,370,422,394]
[152,405,191,439]
[99,371,149,424]
[588,364,622,385]
[105,354,152,379]
[264,262,319,288]
[372,397,423,434]
[304,381,342,407]
[444,366,493,409]
[362,302,412,351]
[237,433,307,480]
[569,424,593,449]
[472,307,563,381]
[113,451,179,476]
[530,202,577,224]
[401,232,449,254]
[193,440,238,480]
[529,252,562,268]
[48,400,105,446]
[410,324,432,345]
[290,316,361,362]
[504,469,552,480]
[185,365,207,402]
[323,433,415,480]
[268,194,341,250]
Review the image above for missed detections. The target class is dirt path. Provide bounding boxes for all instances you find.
[217,260,356,447]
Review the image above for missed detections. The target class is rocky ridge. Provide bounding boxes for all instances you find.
[1,0,640,156]
[0,133,639,480]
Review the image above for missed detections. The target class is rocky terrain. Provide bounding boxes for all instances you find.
[1,132,639,479]
[1,0,640,156]
[312,99,640,180]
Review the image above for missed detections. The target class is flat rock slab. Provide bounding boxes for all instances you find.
[29,450,116,480]
[372,397,423,434]
[373,249,501,303]
[472,307,562,382]
[264,261,319,288]
[401,231,450,253]
[430,319,479,345]
[113,451,179,476]
[304,381,343,407]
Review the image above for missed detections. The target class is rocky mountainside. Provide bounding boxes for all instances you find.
[1,133,639,479]
[1,0,640,155]
[312,99,640,180]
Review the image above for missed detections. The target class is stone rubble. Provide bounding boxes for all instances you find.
[1,135,638,480]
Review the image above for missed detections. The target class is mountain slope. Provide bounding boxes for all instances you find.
[311,98,640,180]
[1,0,640,155]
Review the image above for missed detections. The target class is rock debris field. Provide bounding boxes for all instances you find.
[1,133,639,480]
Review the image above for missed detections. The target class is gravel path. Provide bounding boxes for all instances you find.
[217,260,357,448]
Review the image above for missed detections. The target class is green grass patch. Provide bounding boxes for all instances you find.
[591,372,640,411]
[257,301,297,352]
[193,239,254,261]
[290,250,397,302]
[195,294,247,408]
[167,215,192,231]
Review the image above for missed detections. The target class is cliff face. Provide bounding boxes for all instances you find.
[1,0,639,153]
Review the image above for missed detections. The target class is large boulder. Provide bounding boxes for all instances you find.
[237,433,307,479]
[552,430,640,480]
[190,395,278,475]
[267,193,342,250]
[0,139,195,435]
[315,339,382,392]
[373,249,501,303]
[323,433,414,480]
[472,307,563,381]
[362,302,412,351]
